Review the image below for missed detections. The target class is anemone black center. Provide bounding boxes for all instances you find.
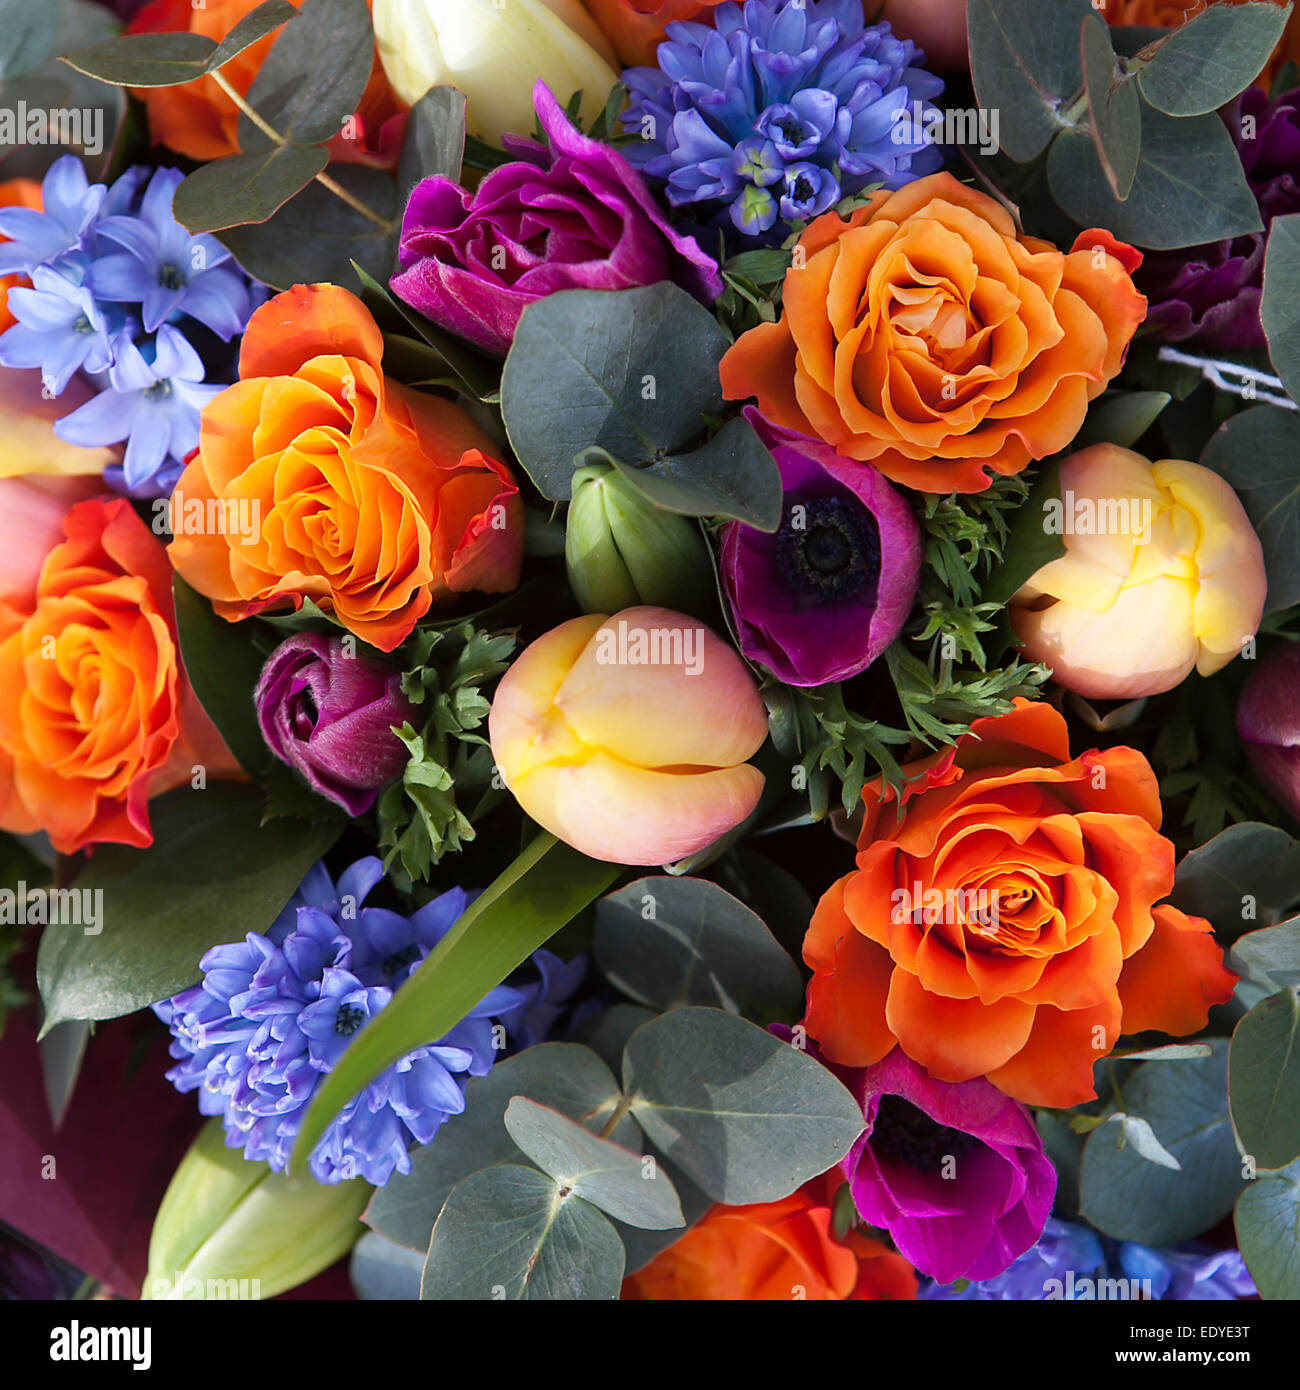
[776,494,880,604]
[869,1094,979,1172]
[334,1003,366,1036]
[383,943,422,976]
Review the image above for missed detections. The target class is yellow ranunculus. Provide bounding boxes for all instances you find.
[372,0,618,146]
[1010,443,1267,700]
[489,606,769,865]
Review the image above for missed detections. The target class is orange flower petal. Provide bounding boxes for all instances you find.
[1118,904,1237,1036]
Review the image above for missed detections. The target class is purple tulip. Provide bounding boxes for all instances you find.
[720,409,921,687]
[836,1049,1056,1286]
[254,633,418,816]
[1237,639,1300,822]
[1141,86,1300,350]
[390,81,723,357]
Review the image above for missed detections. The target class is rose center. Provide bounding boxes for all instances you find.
[869,1094,980,1172]
[776,495,880,604]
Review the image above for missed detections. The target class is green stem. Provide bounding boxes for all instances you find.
[1059,87,1090,128]
[599,1093,636,1141]
[210,69,393,232]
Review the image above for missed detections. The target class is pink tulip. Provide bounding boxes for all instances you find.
[1010,444,1266,700]
[0,472,104,628]
[489,606,768,864]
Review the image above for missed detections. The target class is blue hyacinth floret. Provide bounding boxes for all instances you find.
[621,0,944,243]
[0,155,262,496]
[154,857,584,1186]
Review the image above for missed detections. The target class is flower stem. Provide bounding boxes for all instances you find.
[210,70,393,232]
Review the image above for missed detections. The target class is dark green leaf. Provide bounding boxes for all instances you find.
[981,458,1065,608]
[208,1,298,73]
[623,1007,865,1204]
[1200,405,1300,611]
[594,875,802,1018]
[1080,13,1141,200]
[289,833,621,1175]
[240,0,372,150]
[218,165,396,288]
[500,283,730,500]
[349,1230,423,1300]
[573,1003,657,1075]
[1235,1158,1300,1299]
[1230,987,1300,1171]
[1047,100,1263,250]
[1136,0,1292,117]
[60,32,216,87]
[398,86,466,198]
[1171,821,1300,936]
[1232,915,1300,992]
[172,144,328,234]
[1079,1043,1245,1243]
[36,783,340,1032]
[967,0,1092,161]
[504,1098,684,1230]
[1072,390,1171,450]
[421,1165,624,1300]
[1262,213,1300,405]
[39,1020,90,1129]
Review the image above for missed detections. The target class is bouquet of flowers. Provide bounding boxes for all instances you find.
[3,0,1300,1310]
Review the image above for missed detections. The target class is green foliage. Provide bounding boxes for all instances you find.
[376,622,516,886]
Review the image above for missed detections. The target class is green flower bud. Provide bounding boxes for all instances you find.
[144,1119,368,1300]
[565,464,713,616]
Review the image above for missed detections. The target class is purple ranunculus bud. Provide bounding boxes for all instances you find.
[1141,86,1300,350]
[389,81,722,357]
[719,408,922,687]
[254,633,418,815]
[1237,639,1300,822]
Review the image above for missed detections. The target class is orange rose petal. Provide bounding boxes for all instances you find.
[985,996,1121,1107]
[884,967,1036,1081]
[718,317,807,430]
[1118,904,1237,1036]
[238,284,386,380]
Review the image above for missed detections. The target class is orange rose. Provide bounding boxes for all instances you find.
[803,701,1236,1109]
[719,172,1147,494]
[581,0,725,66]
[167,283,522,653]
[0,496,237,853]
[127,0,406,167]
[623,1184,917,1301]
[0,177,41,333]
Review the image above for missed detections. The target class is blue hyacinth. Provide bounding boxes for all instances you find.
[919,1218,1257,1302]
[0,155,260,497]
[621,0,944,243]
[154,858,582,1187]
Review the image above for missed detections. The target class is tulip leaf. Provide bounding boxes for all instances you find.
[36,783,341,1033]
[240,0,373,151]
[504,1098,685,1231]
[1071,390,1171,451]
[38,1020,91,1131]
[1262,214,1300,406]
[501,283,734,501]
[1232,915,1300,993]
[364,1043,634,1252]
[172,143,329,234]
[0,0,60,80]
[398,86,467,197]
[593,875,802,1018]
[1135,0,1292,117]
[1079,14,1141,201]
[421,1164,625,1301]
[1200,405,1300,611]
[1229,987,1300,1172]
[1047,99,1262,250]
[981,457,1065,609]
[600,417,783,530]
[1170,821,1300,936]
[60,1,297,87]
[289,833,621,1177]
[1079,1042,1246,1243]
[622,1007,865,1204]
[967,0,1092,161]
[218,166,398,288]
[1235,1158,1300,1299]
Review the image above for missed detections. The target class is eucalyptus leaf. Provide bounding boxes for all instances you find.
[421,1165,624,1300]
[1080,13,1140,201]
[501,283,731,500]
[0,0,60,80]
[623,1007,865,1204]
[1079,1043,1245,1243]
[208,1,299,73]
[1136,0,1292,117]
[504,1098,684,1230]
[1235,1158,1300,1299]
[1169,820,1300,934]
[593,875,802,1018]
[1229,987,1300,1171]
[60,32,216,87]
[1261,213,1300,406]
[36,783,341,1032]
[289,834,620,1175]
[240,0,372,150]
[349,1230,424,1300]
[398,86,466,198]
[1231,915,1300,992]
[1072,390,1170,450]
[572,1003,657,1075]
[172,144,329,235]
[363,1042,632,1252]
